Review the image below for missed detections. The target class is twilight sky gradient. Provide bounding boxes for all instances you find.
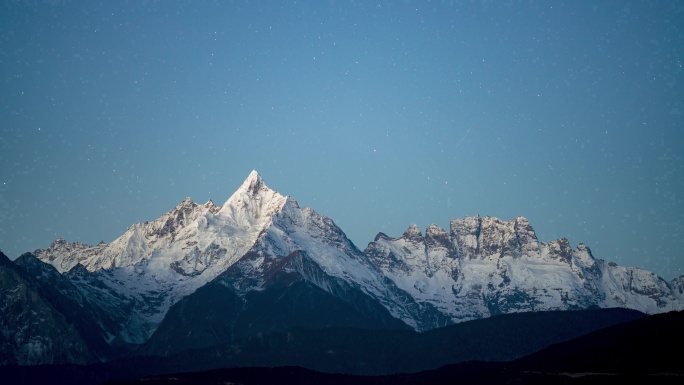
[1,1,683,279]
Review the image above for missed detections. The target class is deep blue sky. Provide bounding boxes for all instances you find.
[1,1,682,279]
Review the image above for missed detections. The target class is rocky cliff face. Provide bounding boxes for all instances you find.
[672,275,684,302]
[365,215,682,325]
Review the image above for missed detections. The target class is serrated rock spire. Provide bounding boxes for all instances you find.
[240,170,265,195]
[218,170,288,228]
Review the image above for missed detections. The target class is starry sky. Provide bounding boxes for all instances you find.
[1,1,683,279]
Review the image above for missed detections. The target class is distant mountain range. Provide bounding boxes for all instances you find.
[1,170,683,370]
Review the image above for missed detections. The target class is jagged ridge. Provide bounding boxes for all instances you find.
[365,215,681,325]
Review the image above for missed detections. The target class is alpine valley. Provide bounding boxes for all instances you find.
[2,171,683,373]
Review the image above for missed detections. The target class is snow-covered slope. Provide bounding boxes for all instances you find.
[38,171,281,275]
[365,215,682,326]
[228,194,425,329]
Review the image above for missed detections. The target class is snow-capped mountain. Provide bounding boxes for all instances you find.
[6,170,681,362]
[365,216,682,324]
[30,171,422,347]
[31,171,294,344]
[138,173,424,355]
